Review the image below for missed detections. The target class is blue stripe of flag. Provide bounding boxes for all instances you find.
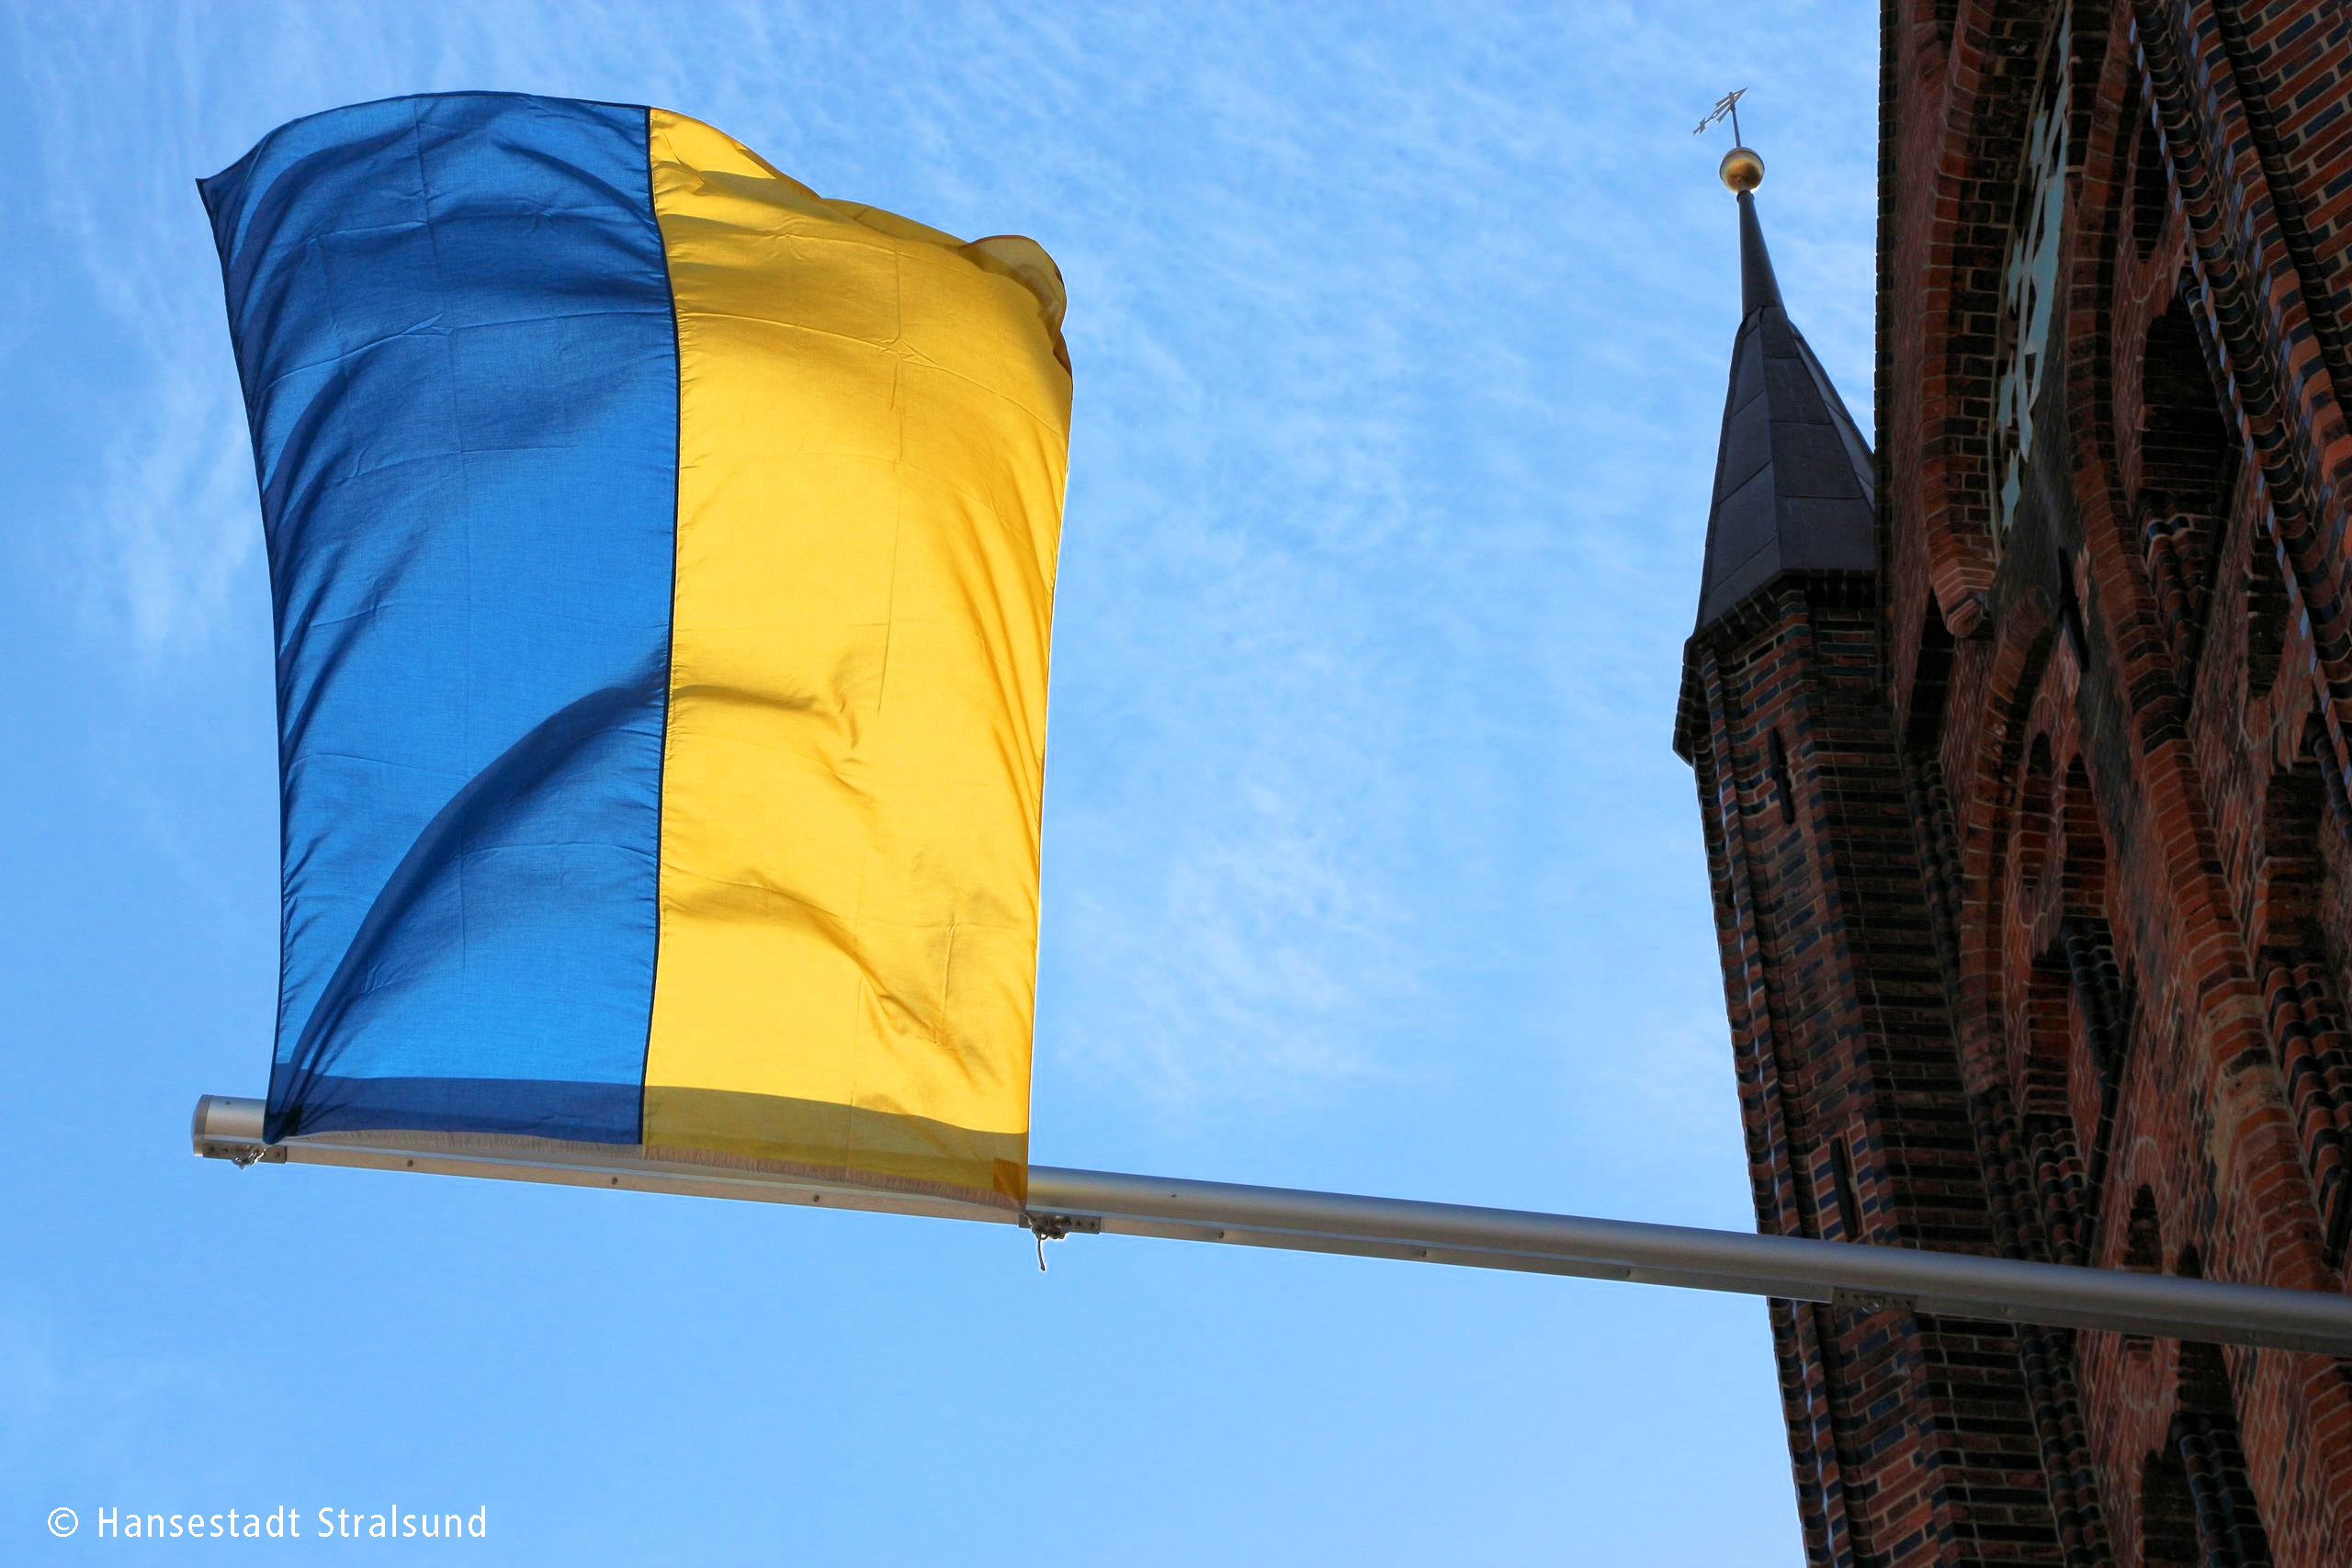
[202,94,677,1143]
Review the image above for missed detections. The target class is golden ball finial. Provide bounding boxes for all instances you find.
[1719,146,1765,193]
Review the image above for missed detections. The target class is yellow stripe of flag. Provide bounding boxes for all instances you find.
[641,109,1070,1206]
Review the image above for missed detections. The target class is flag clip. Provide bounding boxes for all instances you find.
[198,1141,284,1168]
[1830,1287,1919,1316]
[1020,1212,1102,1271]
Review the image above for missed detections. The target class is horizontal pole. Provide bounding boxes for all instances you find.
[193,1094,2352,1355]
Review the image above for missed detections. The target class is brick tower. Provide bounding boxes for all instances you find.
[1678,5,2352,1565]
[1678,175,2090,1568]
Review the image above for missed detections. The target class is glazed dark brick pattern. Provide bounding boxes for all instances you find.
[1674,4,2352,1564]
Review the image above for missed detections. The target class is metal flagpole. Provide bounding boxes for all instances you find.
[192,1094,2352,1355]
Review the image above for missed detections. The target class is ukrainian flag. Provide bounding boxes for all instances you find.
[203,94,1070,1206]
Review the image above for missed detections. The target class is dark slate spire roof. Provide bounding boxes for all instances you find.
[1691,190,1876,631]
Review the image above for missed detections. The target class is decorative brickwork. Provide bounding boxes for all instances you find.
[1678,4,2352,1563]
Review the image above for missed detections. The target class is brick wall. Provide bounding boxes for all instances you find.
[1688,589,2076,1565]
[1681,3,2352,1562]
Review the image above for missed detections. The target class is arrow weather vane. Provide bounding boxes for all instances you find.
[1694,87,1747,142]
[1696,88,1766,192]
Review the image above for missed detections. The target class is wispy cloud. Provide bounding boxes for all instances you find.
[4,0,1879,1117]
[10,10,264,659]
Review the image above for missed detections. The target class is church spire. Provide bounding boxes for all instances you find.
[1717,133,1782,316]
[1685,148,1876,641]
[1737,189,1782,316]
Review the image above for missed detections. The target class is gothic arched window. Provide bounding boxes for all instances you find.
[1768,729,1797,826]
[2128,76,2168,262]
[1989,16,2072,548]
[2135,292,2233,675]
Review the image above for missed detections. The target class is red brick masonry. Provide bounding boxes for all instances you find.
[1676,3,2352,1563]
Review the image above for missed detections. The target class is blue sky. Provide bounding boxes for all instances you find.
[2,3,1876,1562]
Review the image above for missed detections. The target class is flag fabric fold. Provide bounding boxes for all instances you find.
[203,93,1070,1206]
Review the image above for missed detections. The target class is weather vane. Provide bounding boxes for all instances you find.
[1695,88,1765,193]
[1693,87,1747,141]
